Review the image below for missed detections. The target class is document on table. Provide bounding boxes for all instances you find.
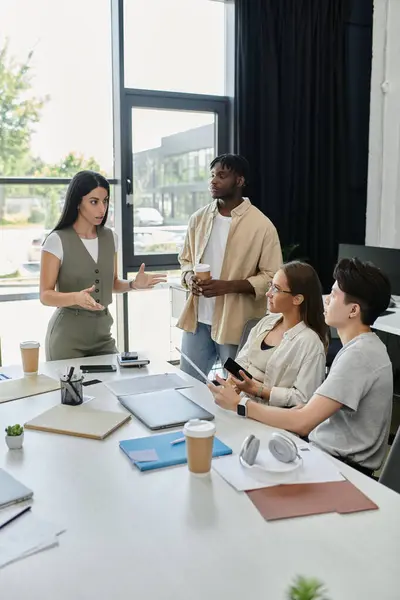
[0,506,65,569]
[105,373,192,397]
[213,446,345,492]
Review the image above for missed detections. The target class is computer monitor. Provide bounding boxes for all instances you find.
[338,244,400,296]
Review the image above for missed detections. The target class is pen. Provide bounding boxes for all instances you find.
[171,437,186,446]
[0,505,31,531]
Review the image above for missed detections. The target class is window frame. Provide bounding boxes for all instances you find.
[121,89,230,271]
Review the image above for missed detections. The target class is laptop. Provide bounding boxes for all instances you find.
[118,389,215,431]
[0,469,33,509]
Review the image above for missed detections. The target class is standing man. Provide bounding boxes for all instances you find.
[178,153,282,381]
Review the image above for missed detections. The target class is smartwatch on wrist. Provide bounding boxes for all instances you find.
[129,279,136,290]
[237,396,249,417]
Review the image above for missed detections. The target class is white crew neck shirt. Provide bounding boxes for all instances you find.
[198,212,232,325]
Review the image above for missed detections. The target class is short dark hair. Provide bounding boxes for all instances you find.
[333,258,391,325]
[210,154,250,185]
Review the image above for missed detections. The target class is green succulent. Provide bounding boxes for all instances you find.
[287,576,330,600]
[5,424,24,437]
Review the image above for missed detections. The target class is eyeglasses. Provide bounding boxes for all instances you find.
[267,282,292,295]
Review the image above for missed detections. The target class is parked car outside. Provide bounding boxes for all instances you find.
[27,231,50,263]
[134,207,163,227]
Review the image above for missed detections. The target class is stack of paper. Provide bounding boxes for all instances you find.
[0,506,65,569]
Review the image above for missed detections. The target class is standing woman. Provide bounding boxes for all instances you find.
[40,170,166,360]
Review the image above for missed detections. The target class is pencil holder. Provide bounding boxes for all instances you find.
[60,374,83,406]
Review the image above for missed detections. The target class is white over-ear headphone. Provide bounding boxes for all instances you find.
[239,433,302,473]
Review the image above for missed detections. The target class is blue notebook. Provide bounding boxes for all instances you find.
[119,430,232,472]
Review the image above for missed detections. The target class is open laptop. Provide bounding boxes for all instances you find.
[118,388,215,431]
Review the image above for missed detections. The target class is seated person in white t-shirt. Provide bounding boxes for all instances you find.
[231,261,327,407]
[209,258,393,476]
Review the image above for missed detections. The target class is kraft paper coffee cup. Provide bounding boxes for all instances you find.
[20,341,40,376]
[183,419,216,476]
[194,263,211,281]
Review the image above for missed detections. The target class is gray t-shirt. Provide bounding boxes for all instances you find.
[309,332,393,470]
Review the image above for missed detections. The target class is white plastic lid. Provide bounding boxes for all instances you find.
[183,419,216,438]
[194,264,211,272]
[20,341,40,349]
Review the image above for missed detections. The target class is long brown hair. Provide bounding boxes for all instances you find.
[281,261,328,350]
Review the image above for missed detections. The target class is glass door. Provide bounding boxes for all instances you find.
[122,92,229,270]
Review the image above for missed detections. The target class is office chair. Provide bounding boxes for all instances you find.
[236,318,261,357]
[326,327,342,373]
[379,426,400,494]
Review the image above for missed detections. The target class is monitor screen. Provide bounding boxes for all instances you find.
[338,244,400,296]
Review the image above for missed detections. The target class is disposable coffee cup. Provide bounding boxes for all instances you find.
[194,263,211,281]
[183,419,216,476]
[20,341,40,376]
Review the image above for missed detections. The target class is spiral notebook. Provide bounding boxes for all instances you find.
[119,430,232,471]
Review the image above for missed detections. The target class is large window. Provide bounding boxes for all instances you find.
[131,108,215,256]
[0,0,114,363]
[0,0,113,177]
[0,0,232,363]
[124,0,226,95]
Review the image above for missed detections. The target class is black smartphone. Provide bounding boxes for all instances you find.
[80,365,117,373]
[120,351,138,361]
[224,358,253,381]
[82,378,102,386]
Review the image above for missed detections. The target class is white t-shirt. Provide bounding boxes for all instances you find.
[42,230,118,264]
[198,212,232,325]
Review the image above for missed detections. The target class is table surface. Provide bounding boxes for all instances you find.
[374,304,400,336]
[0,354,400,600]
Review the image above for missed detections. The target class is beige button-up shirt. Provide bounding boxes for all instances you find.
[177,199,282,345]
[236,314,326,407]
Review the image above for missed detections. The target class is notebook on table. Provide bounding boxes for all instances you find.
[120,430,232,471]
[0,374,60,404]
[118,389,215,431]
[0,469,33,509]
[247,480,378,521]
[24,404,131,440]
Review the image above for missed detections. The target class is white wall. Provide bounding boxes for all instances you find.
[367,0,400,248]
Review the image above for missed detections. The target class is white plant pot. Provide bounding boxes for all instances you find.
[5,433,24,450]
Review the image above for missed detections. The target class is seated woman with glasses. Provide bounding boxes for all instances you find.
[228,261,328,407]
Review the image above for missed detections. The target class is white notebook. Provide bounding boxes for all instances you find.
[0,374,60,404]
[24,404,131,440]
[0,469,33,509]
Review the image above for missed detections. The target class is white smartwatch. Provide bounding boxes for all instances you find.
[237,396,249,417]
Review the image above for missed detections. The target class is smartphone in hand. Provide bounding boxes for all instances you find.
[224,358,253,382]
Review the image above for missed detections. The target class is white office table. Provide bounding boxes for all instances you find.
[0,354,400,600]
[373,305,400,337]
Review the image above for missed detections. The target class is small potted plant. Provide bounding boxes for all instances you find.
[5,424,24,450]
[287,576,330,600]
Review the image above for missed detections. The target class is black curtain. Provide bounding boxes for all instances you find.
[234,0,373,292]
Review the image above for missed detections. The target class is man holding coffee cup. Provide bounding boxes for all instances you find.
[178,154,282,382]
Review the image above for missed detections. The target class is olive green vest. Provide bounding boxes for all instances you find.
[56,226,115,308]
